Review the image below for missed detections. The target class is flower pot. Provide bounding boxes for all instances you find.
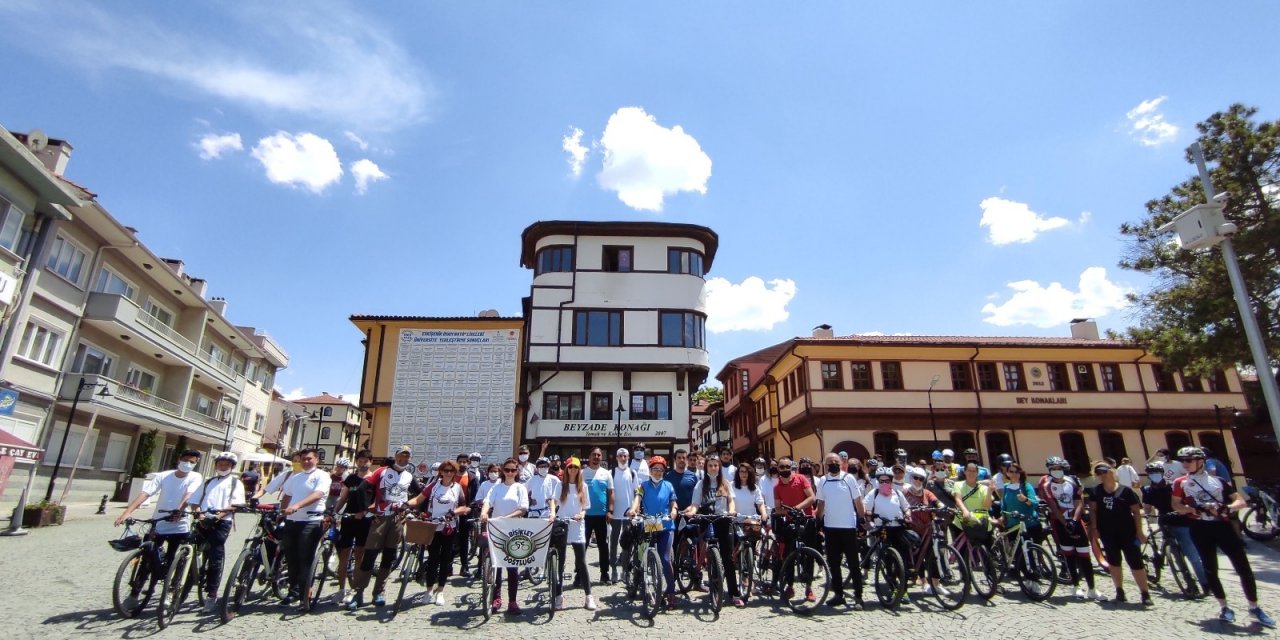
[22,505,66,527]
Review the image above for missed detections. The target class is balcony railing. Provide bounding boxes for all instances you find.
[197,349,243,381]
[185,406,225,430]
[136,311,198,354]
[114,381,183,416]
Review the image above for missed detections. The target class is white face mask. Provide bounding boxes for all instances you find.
[177,461,196,473]
[933,470,947,479]
[633,451,644,460]
[488,472,500,483]
[518,454,529,462]
[1049,469,1065,480]
[755,467,766,477]
[536,467,548,477]
[217,468,233,477]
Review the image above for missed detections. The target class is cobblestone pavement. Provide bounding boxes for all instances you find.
[5,510,1280,640]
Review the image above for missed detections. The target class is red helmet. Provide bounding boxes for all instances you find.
[648,455,668,469]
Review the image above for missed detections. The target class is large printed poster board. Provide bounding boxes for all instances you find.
[388,328,520,464]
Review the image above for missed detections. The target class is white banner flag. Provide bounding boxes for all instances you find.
[486,517,556,569]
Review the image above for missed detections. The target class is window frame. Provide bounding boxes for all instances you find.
[820,362,843,390]
[574,310,624,346]
[94,266,137,301]
[658,311,705,349]
[535,245,575,275]
[590,392,614,421]
[1098,430,1128,461]
[1152,365,1177,392]
[0,195,26,253]
[1100,364,1124,391]
[16,320,65,367]
[873,432,899,460]
[543,392,586,421]
[985,431,1013,470]
[850,361,873,390]
[880,361,904,390]
[631,392,672,420]
[666,247,705,276]
[1073,363,1098,392]
[252,413,265,433]
[71,340,116,377]
[45,233,89,286]
[601,245,634,273]
[124,364,159,395]
[975,363,999,391]
[40,422,98,469]
[1002,363,1026,391]
[101,432,133,472]
[1046,363,1070,391]
[1059,431,1090,476]
[949,362,973,391]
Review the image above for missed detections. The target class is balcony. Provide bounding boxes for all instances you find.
[184,405,226,431]
[83,293,200,359]
[57,374,224,441]
[196,348,243,383]
[137,308,197,353]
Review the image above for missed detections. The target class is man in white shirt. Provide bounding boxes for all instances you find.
[257,451,303,502]
[115,449,204,610]
[815,452,867,609]
[280,448,330,608]
[718,447,736,482]
[190,452,246,612]
[630,442,651,483]
[754,458,776,510]
[516,444,536,483]
[609,448,638,583]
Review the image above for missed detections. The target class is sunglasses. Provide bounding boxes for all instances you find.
[503,468,519,473]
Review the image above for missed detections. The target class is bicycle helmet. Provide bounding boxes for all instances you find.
[536,457,550,466]
[894,448,908,459]
[469,452,482,462]
[908,467,928,480]
[996,453,1014,466]
[874,466,894,479]
[648,455,668,469]
[1177,446,1206,460]
[108,535,142,552]
[1045,456,1067,468]
[214,451,238,465]
[962,448,979,457]
[333,456,351,468]
[942,448,955,458]
[1145,461,1165,473]
[931,450,943,461]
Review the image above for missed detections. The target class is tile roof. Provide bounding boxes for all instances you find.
[291,393,358,405]
[350,315,523,322]
[799,334,1136,348]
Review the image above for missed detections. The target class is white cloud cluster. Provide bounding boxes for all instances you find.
[981,267,1131,328]
[351,159,389,194]
[344,131,370,151]
[1127,97,1179,147]
[594,107,712,212]
[0,1,431,132]
[979,197,1071,245]
[251,132,343,194]
[562,127,589,177]
[705,276,797,333]
[195,132,243,160]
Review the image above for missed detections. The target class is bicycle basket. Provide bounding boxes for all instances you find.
[404,520,437,546]
[109,534,142,552]
[961,519,990,544]
[643,517,665,533]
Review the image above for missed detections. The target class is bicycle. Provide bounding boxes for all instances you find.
[906,506,971,610]
[109,515,169,619]
[1243,482,1280,542]
[220,504,287,622]
[623,515,671,620]
[1148,522,1197,597]
[733,516,763,603]
[673,513,732,612]
[859,515,908,610]
[392,512,448,617]
[988,512,1057,601]
[301,513,338,613]
[951,515,999,600]
[157,514,220,629]
[770,507,829,615]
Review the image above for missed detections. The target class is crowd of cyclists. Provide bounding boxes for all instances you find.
[108,439,1275,628]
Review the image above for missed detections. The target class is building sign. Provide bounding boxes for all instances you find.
[0,271,16,307]
[0,444,41,461]
[1015,396,1068,405]
[536,420,680,439]
[388,329,520,463]
[0,389,18,416]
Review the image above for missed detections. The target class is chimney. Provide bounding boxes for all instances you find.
[1070,318,1100,340]
[161,258,184,277]
[188,277,208,299]
[812,323,834,339]
[209,296,227,317]
[39,139,73,176]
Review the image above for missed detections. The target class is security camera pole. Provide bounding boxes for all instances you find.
[1159,142,1280,445]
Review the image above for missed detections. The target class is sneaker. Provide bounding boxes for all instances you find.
[331,589,347,604]
[491,597,502,612]
[826,595,847,608]
[851,597,864,611]
[783,586,795,600]
[585,595,597,611]
[1087,588,1104,601]
[1220,607,1236,623]
[1251,607,1275,628]
[922,584,935,596]
[345,593,363,611]
[203,597,217,613]
[936,584,951,597]
[506,603,522,616]
[1073,586,1087,599]
[122,595,139,612]
[554,595,565,610]
[1114,590,1127,603]
[732,597,745,608]
[1141,592,1153,607]
[805,589,816,602]
[434,591,445,606]
[372,593,386,607]
[280,596,295,607]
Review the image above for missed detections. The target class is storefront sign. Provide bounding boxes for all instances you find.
[536,421,684,439]
[0,389,18,416]
[1015,396,1067,405]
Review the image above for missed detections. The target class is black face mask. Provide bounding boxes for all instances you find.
[826,463,840,475]
[799,466,812,475]
[779,469,792,478]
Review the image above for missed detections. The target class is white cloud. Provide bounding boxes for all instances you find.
[562,127,589,178]
[596,107,712,212]
[344,131,370,151]
[1077,210,1093,226]
[0,1,430,132]
[251,132,343,193]
[979,197,1071,245]
[981,267,1132,328]
[195,132,243,160]
[1126,96,1179,147]
[351,158,389,194]
[705,276,796,333]
[283,387,306,401]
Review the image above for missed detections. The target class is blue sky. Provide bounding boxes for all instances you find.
[1,1,1277,397]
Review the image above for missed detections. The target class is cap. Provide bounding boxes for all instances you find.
[942,449,955,457]
[565,456,582,468]
[536,457,550,466]
[616,448,629,456]
[838,451,849,458]
[395,444,412,455]
[1093,462,1113,474]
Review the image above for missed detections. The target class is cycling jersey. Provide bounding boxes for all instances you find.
[582,465,613,517]
[1173,472,1237,522]
[636,479,676,531]
[954,481,991,514]
[368,465,420,515]
[1040,476,1081,515]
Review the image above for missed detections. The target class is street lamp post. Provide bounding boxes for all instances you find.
[927,374,941,449]
[311,410,324,459]
[615,398,626,453]
[45,377,111,502]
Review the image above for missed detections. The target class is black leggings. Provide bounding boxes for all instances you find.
[584,515,609,578]
[552,541,591,597]
[1190,520,1258,602]
[424,532,456,588]
[712,521,739,598]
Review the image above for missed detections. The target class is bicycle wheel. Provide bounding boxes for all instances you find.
[268,550,289,600]
[305,542,331,612]
[112,548,152,619]
[220,548,257,622]
[1016,544,1057,602]
[873,547,906,610]
[931,544,970,611]
[525,565,545,586]
[673,535,695,594]
[1041,535,1073,585]
[737,544,756,602]
[157,545,191,629]
[1165,540,1196,597]
[969,546,999,600]
[543,548,560,621]
[480,554,493,622]
[642,546,663,620]
[392,546,422,618]
[755,537,776,596]
[1243,508,1279,541]
[780,547,828,615]
[706,547,724,613]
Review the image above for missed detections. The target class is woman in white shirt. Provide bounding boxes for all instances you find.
[480,458,530,616]
[548,456,595,611]
[422,460,470,605]
[863,466,913,581]
[687,458,744,607]
[731,464,768,521]
[476,463,501,507]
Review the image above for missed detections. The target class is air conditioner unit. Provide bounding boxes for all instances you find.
[1076,365,1089,374]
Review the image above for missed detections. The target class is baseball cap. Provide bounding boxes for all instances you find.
[616,448,629,456]
[395,444,412,455]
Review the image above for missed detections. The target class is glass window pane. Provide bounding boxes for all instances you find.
[587,311,608,346]
[609,312,621,345]
[668,249,679,273]
[661,313,682,346]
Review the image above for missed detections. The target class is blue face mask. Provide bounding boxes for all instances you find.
[1150,473,1164,483]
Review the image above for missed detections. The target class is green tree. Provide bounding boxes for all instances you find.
[129,429,157,477]
[1119,104,1280,376]
[166,435,189,469]
[693,385,723,403]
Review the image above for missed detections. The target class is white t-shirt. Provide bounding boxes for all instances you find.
[188,473,245,519]
[863,488,910,528]
[691,478,733,515]
[485,482,530,518]
[731,484,765,519]
[263,469,293,498]
[526,473,554,515]
[630,458,650,483]
[720,464,735,482]
[145,470,203,535]
[758,475,777,509]
[517,461,536,483]
[611,466,638,519]
[283,468,330,522]
[1116,464,1139,487]
[535,475,562,515]
[427,481,464,520]
[557,487,591,543]
[817,473,861,529]
[477,480,499,505]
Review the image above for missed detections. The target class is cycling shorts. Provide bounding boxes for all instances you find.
[337,515,372,548]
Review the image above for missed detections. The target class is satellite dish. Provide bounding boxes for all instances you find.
[27,130,48,153]
[479,309,500,318]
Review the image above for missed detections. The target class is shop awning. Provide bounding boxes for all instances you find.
[0,429,42,463]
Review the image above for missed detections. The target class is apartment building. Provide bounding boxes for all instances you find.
[719,320,1248,482]
[0,126,290,507]
[291,393,361,465]
[263,389,308,457]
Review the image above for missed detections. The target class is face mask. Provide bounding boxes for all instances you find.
[755,467,766,477]
[933,470,947,479]
[217,468,233,477]
[518,454,529,462]
[178,461,196,473]
[1150,472,1164,483]
[1004,483,1019,492]
[877,483,893,496]
[488,472,500,482]
[536,467,548,477]
[1049,469,1065,480]
[826,463,840,475]
[633,451,644,460]
[910,481,924,493]
[799,466,812,475]
[779,469,792,478]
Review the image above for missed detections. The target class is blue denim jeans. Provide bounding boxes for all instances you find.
[1168,524,1209,589]
[656,530,675,594]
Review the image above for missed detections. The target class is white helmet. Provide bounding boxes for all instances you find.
[214,451,238,465]
[942,449,955,458]
[333,457,352,468]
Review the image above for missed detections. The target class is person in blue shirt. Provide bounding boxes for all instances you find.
[628,456,678,609]
[664,449,699,511]
[996,462,1044,542]
[962,448,992,481]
